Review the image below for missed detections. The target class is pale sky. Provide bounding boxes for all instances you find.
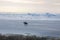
[0,0,60,13]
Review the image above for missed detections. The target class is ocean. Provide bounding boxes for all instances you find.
[0,19,60,37]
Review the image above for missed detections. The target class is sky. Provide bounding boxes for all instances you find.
[0,0,60,13]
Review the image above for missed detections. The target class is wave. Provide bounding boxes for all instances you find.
[0,13,60,20]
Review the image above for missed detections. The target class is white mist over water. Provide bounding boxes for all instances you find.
[0,13,60,20]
